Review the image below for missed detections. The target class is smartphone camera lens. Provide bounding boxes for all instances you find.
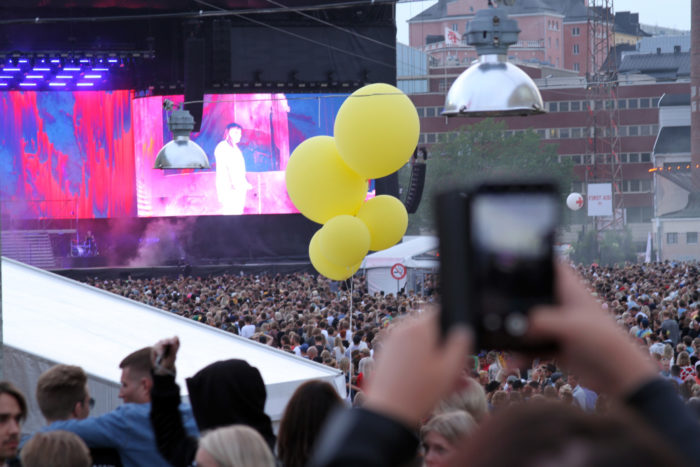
[505,312,528,336]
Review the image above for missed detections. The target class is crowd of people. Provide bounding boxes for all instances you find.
[2,261,700,466]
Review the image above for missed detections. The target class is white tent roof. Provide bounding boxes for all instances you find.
[362,236,439,269]
[2,257,344,428]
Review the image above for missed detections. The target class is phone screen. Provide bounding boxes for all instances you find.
[470,191,558,348]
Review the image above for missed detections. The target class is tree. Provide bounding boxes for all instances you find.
[399,118,573,234]
[571,228,637,266]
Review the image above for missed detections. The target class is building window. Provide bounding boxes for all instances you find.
[667,233,679,244]
[559,101,569,112]
[536,129,546,138]
[418,134,426,144]
[427,133,436,143]
[573,44,580,55]
[416,107,425,118]
[452,23,458,31]
[572,127,581,138]
[640,98,650,108]
[549,102,558,112]
[651,97,660,107]
[688,232,699,244]
[573,63,580,71]
[571,101,581,111]
[641,179,652,192]
[627,206,653,223]
[618,126,627,137]
[559,128,570,138]
[571,155,582,164]
[628,126,639,136]
[548,128,558,139]
[641,153,652,162]
[426,107,436,117]
[618,99,626,109]
[572,27,580,36]
[628,99,638,109]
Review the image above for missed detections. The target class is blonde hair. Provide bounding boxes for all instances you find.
[421,410,477,444]
[20,431,91,467]
[435,378,488,422]
[198,425,275,467]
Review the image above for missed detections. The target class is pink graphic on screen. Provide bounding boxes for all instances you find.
[0,91,136,219]
[133,93,301,216]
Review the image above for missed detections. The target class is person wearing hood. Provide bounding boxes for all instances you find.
[149,337,276,467]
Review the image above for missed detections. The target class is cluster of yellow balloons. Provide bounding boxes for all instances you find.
[285,83,419,280]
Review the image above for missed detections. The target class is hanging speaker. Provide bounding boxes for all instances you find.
[184,37,205,133]
[403,160,427,214]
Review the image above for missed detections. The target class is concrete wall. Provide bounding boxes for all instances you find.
[659,218,700,261]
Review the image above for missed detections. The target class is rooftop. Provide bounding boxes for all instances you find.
[618,52,690,80]
[658,93,691,107]
[409,0,589,22]
[653,126,691,155]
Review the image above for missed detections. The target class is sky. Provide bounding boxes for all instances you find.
[395,0,692,45]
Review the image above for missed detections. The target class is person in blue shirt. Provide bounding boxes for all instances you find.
[38,348,198,467]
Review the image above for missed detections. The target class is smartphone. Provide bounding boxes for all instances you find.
[437,180,559,352]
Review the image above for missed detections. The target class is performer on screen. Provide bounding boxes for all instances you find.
[214,122,252,215]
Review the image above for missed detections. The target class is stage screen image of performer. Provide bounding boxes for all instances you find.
[215,123,252,214]
[132,92,357,217]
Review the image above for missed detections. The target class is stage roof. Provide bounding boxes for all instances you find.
[2,257,344,417]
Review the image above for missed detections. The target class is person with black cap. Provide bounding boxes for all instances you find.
[149,337,276,467]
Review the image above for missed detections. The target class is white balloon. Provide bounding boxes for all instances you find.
[567,192,584,211]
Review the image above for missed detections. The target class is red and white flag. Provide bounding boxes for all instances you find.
[445,27,460,46]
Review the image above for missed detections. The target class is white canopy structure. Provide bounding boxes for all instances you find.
[361,236,439,295]
[1,257,345,435]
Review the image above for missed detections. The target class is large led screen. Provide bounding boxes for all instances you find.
[0,90,136,219]
[0,91,357,220]
[133,93,350,216]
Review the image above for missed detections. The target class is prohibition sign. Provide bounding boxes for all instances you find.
[390,263,407,280]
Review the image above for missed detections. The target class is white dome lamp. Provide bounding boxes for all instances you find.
[442,1,545,117]
[154,99,210,169]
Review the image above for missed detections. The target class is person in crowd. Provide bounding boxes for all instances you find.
[40,349,198,467]
[20,431,91,467]
[0,382,26,467]
[307,264,700,467]
[33,364,121,466]
[435,373,489,423]
[276,380,343,467]
[116,347,154,403]
[149,336,276,467]
[420,411,477,467]
[194,425,276,467]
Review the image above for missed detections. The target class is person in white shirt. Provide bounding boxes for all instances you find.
[240,315,256,339]
[215,123,252,215]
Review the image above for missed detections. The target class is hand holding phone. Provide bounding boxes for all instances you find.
[437,180,559,352]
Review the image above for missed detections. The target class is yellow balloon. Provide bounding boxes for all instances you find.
[357,195,408,251]
[285,135,368,224]
[334,83,420,179]
[318,215,370,267]
[309,230,362,281]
